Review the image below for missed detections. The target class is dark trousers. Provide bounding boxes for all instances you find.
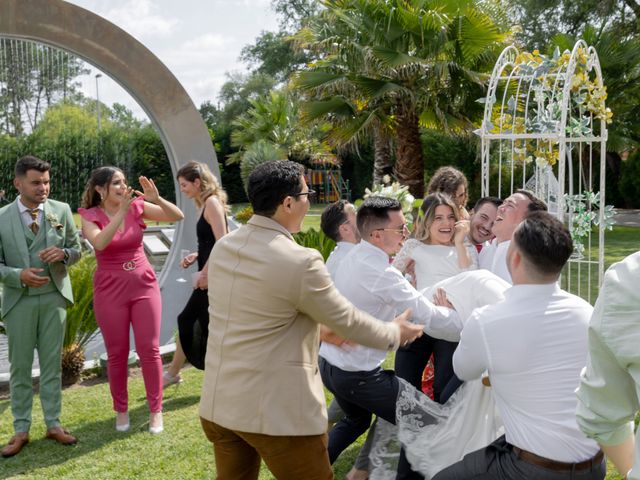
[319,357,425,480]
[395,333,462,404]
[432,435,606,480]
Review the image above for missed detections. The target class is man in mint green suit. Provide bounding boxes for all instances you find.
[0,156,81,457]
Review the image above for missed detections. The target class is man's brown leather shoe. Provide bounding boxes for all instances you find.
[1,432,29,457]
[45,427,77,445]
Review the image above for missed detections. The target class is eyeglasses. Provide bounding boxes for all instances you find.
[373,224,409,236]
[293,189,316,198]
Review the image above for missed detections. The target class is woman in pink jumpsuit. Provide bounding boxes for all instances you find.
[79,166,183,433]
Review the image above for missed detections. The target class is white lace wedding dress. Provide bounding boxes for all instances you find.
[369,269,510,479]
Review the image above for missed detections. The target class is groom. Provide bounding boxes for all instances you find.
[0,155,81,457]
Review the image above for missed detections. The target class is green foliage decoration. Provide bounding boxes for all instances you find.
[64,253,99,351]
[234,205,254,224]
[293,228,336,261]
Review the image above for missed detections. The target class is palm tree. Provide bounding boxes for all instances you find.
[228,89,332,182]
[294,0,510,197]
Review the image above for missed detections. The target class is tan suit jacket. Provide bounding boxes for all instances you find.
[200,215,400,436]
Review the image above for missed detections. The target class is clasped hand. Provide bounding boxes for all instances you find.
[20,247,65,287]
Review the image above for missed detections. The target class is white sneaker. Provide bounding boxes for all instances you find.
[149,412,163,434]
[116,412,129,432]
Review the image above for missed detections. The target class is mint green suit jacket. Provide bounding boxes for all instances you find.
[0,198,81,316]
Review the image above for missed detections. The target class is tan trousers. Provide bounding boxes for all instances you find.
[200,417,333,480]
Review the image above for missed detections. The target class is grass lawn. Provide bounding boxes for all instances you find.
[0,368,364,479]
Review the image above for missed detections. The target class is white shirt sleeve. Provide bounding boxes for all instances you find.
[453,309,488,380]
[372,267,462,341]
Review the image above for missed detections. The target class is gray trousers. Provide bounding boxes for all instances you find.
[432,435,606,480]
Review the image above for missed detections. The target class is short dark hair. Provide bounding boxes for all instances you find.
[473,196,503,211]
[357,196,402,238]
[321,200,352,242]
[247,160,304,217]
[15,155,50,177]
[514,189,547,213]
[513,211,573,276]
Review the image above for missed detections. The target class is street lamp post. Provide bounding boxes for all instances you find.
[95,73,102,130]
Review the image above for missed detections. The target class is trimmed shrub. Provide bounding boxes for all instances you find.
[293,228,336,261]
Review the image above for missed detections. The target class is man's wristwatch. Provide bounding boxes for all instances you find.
[62,249,70,264]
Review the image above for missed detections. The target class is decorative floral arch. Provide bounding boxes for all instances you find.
[476,41,613,300]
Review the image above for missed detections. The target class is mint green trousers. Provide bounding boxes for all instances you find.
[4,292,67,433]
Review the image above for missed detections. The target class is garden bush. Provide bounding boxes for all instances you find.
[293,228,336,261]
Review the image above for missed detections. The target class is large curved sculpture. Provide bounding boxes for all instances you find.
[0,0,217,346]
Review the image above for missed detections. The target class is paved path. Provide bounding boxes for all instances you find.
[613,209,640,227]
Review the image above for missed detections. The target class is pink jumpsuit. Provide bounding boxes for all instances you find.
[79,197,162,413]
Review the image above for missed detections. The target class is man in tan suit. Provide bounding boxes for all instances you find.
[200,160,424,480]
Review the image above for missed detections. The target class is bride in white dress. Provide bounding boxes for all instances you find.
[369,269,510,479]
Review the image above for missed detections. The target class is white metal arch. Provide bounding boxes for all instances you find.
[476,41,609,299]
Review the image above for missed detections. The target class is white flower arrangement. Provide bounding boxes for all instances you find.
[46,212,64,230]
[364,175,416,223]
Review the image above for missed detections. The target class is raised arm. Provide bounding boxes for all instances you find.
[454,220,472,269]
[137,176,184,223]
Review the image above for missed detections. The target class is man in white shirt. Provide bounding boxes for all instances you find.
[478,189,546,283]
[321,199,360,277]
[433,212,605,480]
[467,196,502,252]
[319,196,460,480]
[320,199,360,426]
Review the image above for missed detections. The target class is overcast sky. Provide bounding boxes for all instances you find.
[65,0,280,119]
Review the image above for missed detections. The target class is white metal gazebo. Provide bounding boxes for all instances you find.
[475,41,613,301]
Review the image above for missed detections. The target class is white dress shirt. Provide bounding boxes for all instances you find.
[478,239,512,284]
[394,239,478,290]
[453,283,600,462]
[17,197,43,229]
[325,241,356,279]
[319,240,461,372]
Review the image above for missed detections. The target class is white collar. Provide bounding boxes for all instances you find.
[17,197,43,213]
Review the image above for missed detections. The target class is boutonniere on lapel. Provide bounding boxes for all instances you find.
[46,212,64,231]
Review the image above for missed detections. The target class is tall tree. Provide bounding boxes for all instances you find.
[294,0,509,197]
[511,0,639,49]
